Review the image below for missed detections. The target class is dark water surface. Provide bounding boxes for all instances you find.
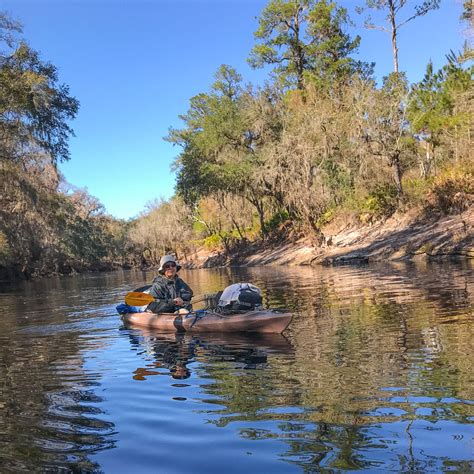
[0,262,473,473]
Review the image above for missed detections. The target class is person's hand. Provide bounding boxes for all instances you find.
[174,297,184,306]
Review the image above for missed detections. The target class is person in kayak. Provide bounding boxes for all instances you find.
[147,255,193,313]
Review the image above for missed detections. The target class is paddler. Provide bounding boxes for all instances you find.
[147,255,193,313]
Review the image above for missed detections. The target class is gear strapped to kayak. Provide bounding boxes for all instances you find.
[217,283,263,312]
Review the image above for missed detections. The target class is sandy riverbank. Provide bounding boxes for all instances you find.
[185,206,474,268]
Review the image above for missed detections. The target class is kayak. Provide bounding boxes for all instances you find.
[121,309,292,334]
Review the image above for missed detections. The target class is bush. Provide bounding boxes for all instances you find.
[265,210,290,232]
[403,176,433,205]
[0,231,13,266]
[361,185,399,219]
[316,208,336,227]
[202,234,222,250]
[428,168,473,214]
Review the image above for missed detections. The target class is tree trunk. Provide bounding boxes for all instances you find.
[309,218,325,247]
[293,8,305,90]
[420,141,432,178]
[231,217,245,240]
[389,1,399,73]
[247,196,267,239]
[425,141,431,178]
[218,232,231,255]
[256,203,267,239]
[391,154,403,196]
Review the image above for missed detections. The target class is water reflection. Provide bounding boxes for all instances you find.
[125,330,294,383]
[0,281,119,471]
[0,262,473,472]
[0,329,116,472]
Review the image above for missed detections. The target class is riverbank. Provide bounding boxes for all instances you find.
[2,207,471,282]
[186,206,474,268]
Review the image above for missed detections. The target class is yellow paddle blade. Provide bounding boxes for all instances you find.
[125,292,154,307]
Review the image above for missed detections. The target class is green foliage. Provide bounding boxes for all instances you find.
[192,220,207,235]
[0,42,79,165]
[167,65,249,206]
[408,56,472,140]
[403,176,433,204]
[203,234,224,250]
[0,12,117,279]
[265,210,290,231]
[408,61,450,137]
[316,208,336,227]
[1,4,470,279]
[249,0,368,89]
[361,185,399,218]
[201,228,243,252]
[321,157,354,203]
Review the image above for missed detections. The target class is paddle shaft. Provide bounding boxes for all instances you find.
[124,290,207,307]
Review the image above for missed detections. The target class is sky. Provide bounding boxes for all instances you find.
[1,0,468,219]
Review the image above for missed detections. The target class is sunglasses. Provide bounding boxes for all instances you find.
[163,262,177,269]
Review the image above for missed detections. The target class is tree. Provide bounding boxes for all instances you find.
[0,11,22,48]
[0,13,133,279]
[249,0,310,89]
[129,197,194,265]
[407,61,448,177]
[192,194,255,253]
[168,65,274,238]
[306,0,371,86]
[249,0,365,89]
[168,65,247,202]
[408,50,473,177]
[361,73,414,196]
[357,0,440,73]
[461,0,473,27]
[0,12,79,166]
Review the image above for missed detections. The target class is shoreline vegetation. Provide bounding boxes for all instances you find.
[186,204,473,269]
[1,3,473,282]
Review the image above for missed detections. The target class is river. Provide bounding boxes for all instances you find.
[0,262,473,472]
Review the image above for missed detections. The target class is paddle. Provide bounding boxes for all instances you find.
[125,291,155,306]
[124,291,216,307]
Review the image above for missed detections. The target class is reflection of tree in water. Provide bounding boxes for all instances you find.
[187,263,473,471]
[2,264,470,472]
[123,261,473,471]
[0,310,115,471]
[0,334,114,472]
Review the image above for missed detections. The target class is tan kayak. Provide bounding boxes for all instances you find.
[121,309,292,334]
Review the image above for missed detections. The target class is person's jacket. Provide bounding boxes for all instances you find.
[147,274,193,313]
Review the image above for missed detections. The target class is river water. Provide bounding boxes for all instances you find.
[0,262,473,473]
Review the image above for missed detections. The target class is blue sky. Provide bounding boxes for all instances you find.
[1,0,467,219]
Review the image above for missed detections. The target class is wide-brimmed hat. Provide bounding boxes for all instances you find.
[158,255,182,274]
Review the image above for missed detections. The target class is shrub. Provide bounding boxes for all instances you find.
[0,231,13,266]
[428,168,473,214]
[361,185,399,219]
[265,210,290,232]
[316,208,336,227]
[202,234,222,250]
